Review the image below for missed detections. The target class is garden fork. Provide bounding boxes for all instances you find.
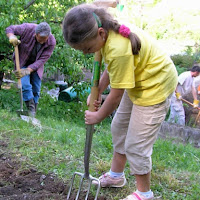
[67,51,102,200]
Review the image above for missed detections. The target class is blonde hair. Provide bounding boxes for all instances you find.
[63,4,141,55]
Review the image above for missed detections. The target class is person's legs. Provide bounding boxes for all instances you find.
[21,67,36,116]
[110,90,133,174]
[123,96,170,200]
[21,67,41,117]
[24,98,36,117]
[96,91,170,198]
[176,104,185,125]
[30,71,41,104]
[167,95,185,125]
[93,91,132,187]
[135,173,151,192]
[167,104,176,123]
[111,151,126,173]
[29,71,41,116]
[21,69,34,102]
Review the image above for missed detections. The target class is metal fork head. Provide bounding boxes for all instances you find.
[67,172,101,200]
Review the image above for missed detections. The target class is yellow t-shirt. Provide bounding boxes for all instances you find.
[101,29,178,106]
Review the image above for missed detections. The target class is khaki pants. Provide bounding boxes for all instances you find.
[111,91,170,175]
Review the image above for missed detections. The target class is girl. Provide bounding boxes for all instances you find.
[62,3,178,200]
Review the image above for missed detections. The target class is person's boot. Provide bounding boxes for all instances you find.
[25,99,36,117]
[35,103,38,114]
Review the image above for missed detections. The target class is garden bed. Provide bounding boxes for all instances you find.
[0,140,105,200]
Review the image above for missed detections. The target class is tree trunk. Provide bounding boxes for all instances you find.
[0,71,4,90]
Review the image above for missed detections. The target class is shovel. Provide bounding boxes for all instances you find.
[67,51,102,200]
[14,44,28,116]
[181,98,200,126]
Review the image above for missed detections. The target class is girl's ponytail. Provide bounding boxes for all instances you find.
[95,8,141,55]
[129,32,141,55]
[118,24,141,55]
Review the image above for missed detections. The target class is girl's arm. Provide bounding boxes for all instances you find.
[93,0,118,8]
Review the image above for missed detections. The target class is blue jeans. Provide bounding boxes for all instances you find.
[21,67,41,104]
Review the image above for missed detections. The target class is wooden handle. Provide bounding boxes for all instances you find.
[181,98,200,110]
[14,45,21,88]
[84,51,102,177]
[89,51,102,112]
[194,110,200,125]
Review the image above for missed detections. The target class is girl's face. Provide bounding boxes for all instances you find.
[70,28,106,54]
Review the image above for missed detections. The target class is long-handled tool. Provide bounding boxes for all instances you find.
[67,51,102,200]
[181,98,200,125]
[14,45,28,116]
[194,110,200,125]
[181,98,200,109]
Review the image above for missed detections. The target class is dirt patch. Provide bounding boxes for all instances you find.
[0,140,106,200]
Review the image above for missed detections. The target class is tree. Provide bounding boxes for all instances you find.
[0,0,92,89]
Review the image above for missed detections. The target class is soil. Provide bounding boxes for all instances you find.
[183,93,200,128]
[0,140,106,200]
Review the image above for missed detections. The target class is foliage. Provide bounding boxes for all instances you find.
[170,45,200,74]
[171,54,194,70]
[0,84,88,124]
[0,85,20,111]
[1,0,200,93]
[0,0,95,89]
[0,0,23,72]
[117,0,200,55]
[144,0,200,42]
[174,65,187,76]
[69,81,91,102]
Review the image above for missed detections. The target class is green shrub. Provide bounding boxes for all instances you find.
[175,65,187,75]
[171,54,195,69]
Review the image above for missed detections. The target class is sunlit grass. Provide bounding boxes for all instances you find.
[0,87,200,199]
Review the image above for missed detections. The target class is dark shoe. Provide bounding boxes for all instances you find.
[25,99,36,117]
[35,103,38,113]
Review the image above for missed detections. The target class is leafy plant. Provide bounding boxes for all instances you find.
[0,0,91,90]
[171,54,195,70]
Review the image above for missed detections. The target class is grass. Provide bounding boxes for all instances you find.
[0,83,200,199]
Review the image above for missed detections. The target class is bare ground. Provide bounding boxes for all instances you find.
[0,140,106,200]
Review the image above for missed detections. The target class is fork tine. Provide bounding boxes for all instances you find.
[67,172,85,200]
[75,173,85,200]
[91,176,101,200]
[67,172,101,200]
[67,172,76,200]
[85,178,92,200]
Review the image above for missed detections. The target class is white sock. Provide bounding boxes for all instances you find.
[108,169,124,178]
[136,190,153,198]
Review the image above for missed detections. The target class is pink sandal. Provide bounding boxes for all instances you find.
[121,191,154,200]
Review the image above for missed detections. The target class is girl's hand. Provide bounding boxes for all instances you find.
[85,110,101,124]
[87,93,102,111]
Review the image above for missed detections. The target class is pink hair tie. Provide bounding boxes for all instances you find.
[119,25,131,38]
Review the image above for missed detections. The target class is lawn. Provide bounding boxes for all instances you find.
[0,84,200,200]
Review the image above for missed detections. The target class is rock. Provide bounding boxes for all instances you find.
[159,121,200,148]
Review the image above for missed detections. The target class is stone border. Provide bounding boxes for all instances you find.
[159,121,200,148]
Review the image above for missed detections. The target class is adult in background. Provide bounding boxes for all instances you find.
[6,22,56,117]
[62,3,178,200]
[168,65,200,125]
